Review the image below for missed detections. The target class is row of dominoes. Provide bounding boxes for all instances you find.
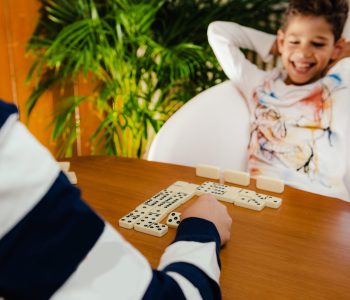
[118,181,198,237]
[118,180,282,237]
[58,161,77,184]
[196,164,284,193]
[196,181,282,211]
[166,182,282,228]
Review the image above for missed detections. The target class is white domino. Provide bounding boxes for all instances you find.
[64,171,77,184]
[167,181,190,191]
[150,205,170,219]
[196,182,239,203]
[217,189,240,203]
[177,184,199,203]
[223,169,250,186]
[196,181,230,196]
[58,161,70,172]
[239,188,260,198]
[135,203,154,213]
[256,175,284,193]
[167,181,198,201]
[166,212,182,228]
[141,188,192,221]
[239,189,282,209]
[183,183,200,194]
[241,189,283,208]
[134,222,168,237]
[143,189,174,206]
[234,195,265,211]
[150,196,183,217]
[172,190,195,204]
[263,195,282,208]
[118,208,150,229]
[136,212,163,224]
[196,164,220,180]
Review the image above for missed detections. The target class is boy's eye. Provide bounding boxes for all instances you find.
[312,42,325,48]
[288,40,299,45]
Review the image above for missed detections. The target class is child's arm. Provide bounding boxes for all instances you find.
[0,100,231,300]
[208,21,276,98]
[336,41,350,60]
[327,40,350,72]
[326,14,350,72]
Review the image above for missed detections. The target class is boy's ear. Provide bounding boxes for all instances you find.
[276,29,285,53]
[331,38,346,60]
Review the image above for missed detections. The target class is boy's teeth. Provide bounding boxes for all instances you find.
[294,62,311,68]
[292,61,314,72]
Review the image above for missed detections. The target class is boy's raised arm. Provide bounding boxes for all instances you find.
[208,21,276,98]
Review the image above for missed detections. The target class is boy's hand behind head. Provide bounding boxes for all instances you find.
[326,40,350,72]
[181,194,232,246]
[269,39,280,56]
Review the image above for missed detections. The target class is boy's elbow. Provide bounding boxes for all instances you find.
[207,22,214,39]
[207,21,223,43]
[207,21,221,36]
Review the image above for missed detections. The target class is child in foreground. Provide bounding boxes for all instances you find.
[0,99,232,299]
[208,0,350,201]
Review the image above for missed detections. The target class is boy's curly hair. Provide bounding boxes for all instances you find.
[283,0,349,41]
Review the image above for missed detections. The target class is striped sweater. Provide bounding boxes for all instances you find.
[0,100,222,300]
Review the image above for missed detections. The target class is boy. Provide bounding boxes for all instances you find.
[208,0,350,201]
[0,100,232,299]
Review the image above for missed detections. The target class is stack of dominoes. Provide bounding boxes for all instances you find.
[195,164,283,210]
[195,181,282,211]
[118,179,283,237]
[118,181,198,237]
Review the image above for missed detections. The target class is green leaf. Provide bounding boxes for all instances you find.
[26,0,288,157]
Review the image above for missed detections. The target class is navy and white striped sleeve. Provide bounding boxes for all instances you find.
[0,100,154,299]
[0,100,104,299]
[0,100,223,299]
[143,217,222,300]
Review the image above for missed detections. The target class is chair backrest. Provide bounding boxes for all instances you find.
[148,81,250,171]
[148,80,350,195]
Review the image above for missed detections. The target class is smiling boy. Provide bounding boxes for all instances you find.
[278,2,346,85]
[208,0,350,201]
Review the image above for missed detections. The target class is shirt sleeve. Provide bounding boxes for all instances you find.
[208,21,275,98]
[0,100,223,300]
[0,100,105,300]
[143,217,222,300]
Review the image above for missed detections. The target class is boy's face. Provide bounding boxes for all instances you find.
[277,15,343,85]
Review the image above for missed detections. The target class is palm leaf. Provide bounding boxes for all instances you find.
[26,0,288,158]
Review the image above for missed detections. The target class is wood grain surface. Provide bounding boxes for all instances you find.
[68,156,350,300]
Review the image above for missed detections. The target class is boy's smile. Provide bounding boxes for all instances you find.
[290,52,316,74]
[277,15,343,85]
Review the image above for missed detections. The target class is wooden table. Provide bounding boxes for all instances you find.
[69,156,350,299]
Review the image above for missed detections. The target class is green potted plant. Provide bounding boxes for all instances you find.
[26,0,287,158]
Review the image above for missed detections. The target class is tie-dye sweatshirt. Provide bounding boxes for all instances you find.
[208,21,350,201]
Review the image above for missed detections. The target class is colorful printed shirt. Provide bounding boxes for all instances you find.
[208,21,350,201]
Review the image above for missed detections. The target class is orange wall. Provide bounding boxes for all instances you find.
[0,0,99,157]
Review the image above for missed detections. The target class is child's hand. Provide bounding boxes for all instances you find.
[335,41,350,61]
[327,41,350,71]
[181,194,232,246]
[269,39,280,56]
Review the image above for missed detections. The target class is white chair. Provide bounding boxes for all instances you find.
[148,80,250,171]
[147,80,350,194]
